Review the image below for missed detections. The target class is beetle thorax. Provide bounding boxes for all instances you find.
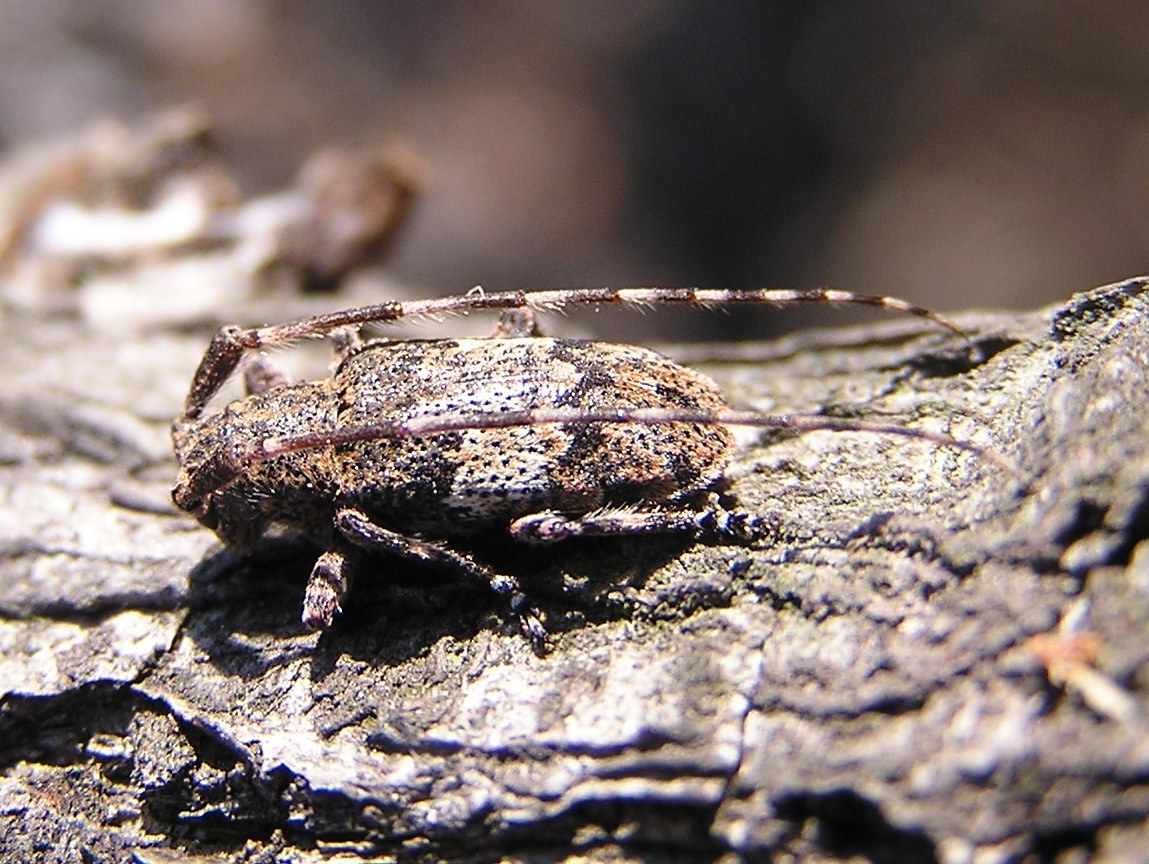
[172,381,341,548]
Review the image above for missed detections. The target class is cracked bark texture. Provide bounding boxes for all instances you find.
[2,274,1149,864]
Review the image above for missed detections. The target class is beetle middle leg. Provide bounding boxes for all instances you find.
[331,507,548,650]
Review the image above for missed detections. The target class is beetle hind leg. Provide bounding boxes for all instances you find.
[509,500,781,545]
[332,507,547,651]
[509,507,704,544]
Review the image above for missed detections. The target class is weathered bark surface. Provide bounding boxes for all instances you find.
[2,271,1148,863]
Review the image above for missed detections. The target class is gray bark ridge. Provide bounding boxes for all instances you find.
[3,277,1149,863]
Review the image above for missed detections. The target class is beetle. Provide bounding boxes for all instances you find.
[171,286,1007,648]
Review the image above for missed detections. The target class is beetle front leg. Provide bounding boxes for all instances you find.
[302,547,355,630]
[332,507,547,651]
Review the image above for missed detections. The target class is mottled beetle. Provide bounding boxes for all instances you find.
[172,286,1009,647]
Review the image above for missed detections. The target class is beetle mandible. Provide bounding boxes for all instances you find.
[171,286,1007,649]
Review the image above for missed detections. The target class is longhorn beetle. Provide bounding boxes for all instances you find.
[171,286,1014,649]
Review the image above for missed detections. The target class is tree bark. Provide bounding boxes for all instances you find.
[3,262,1149,862]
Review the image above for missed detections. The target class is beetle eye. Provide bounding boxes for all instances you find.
[171,480,204,514]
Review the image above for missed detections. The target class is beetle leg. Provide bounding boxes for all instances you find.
[302,547,354,630]
[509,507,704,544]
[509,503,782,545]
[332,507,547,651]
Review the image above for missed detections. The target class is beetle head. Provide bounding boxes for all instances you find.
[171,414,266,549]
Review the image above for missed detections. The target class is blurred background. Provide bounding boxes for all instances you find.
[2,0,1148,337]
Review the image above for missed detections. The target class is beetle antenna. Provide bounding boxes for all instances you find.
[258,407,1024,484]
